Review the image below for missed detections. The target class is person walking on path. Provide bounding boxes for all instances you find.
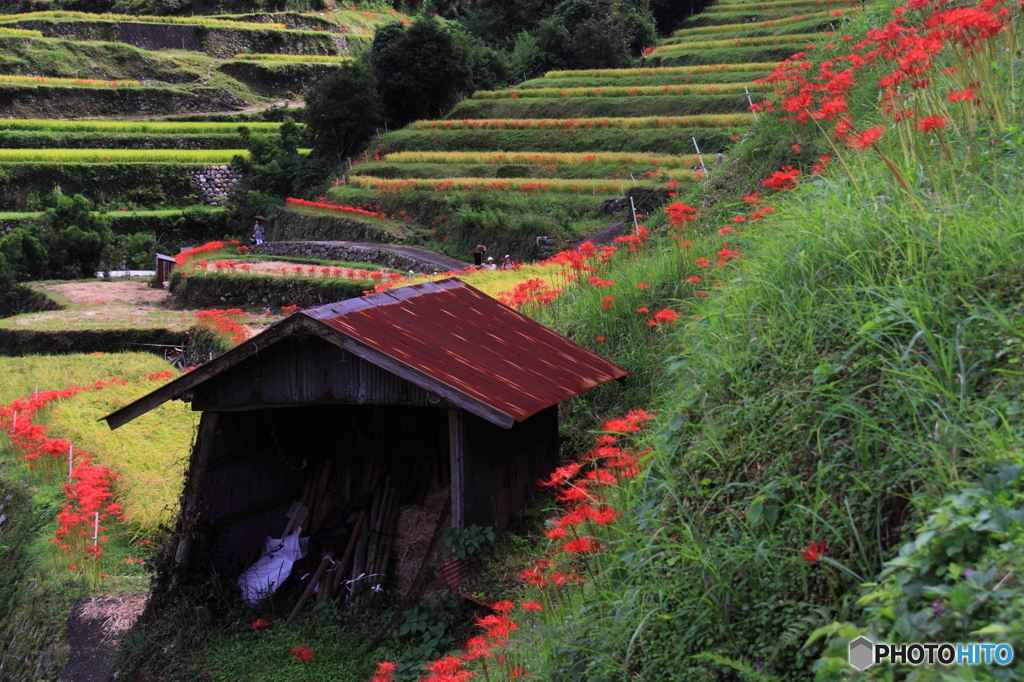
[253,216,266,245]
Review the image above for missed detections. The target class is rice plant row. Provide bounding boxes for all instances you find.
[0,26,40,36]
[669,8,858,37]
[651,33,825,53]
[0,10,286,29]
[485,82,772,100]
[0,120,286,134]
[543,63,779,79]
[382,151,706,168]
[233,53,355,63]
[709,0,861,11]
[0,74,152,88]
[0,149,251,163]
[413,113,754,130]
[344,176,693,195]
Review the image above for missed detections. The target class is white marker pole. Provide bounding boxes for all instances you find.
[692,137,707,173]
[745,87,758,122]
[630,197,640,235]
[93,512,100,547]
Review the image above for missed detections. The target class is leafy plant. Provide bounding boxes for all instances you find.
[440,525,496,562]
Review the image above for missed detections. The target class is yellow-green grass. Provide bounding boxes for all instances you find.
[670,8,858,37]
[0,148,307,163]
[345,176,693,194]
[0,10,285,29]
[407,261,566,299]
[651,33,825,53]
[416,113,753,130]
[0,302,196,332]
[0,74,148,88]
[0,353,193,530]
[0,120,285,134]
[0,26,40,36]
[0,208,223,220]
[383,151,706,168]
[0,148,247,163]
[282,203,411,232]
[485,82,770,99]
[233,53,355,63]
[544,63,779,78]
[710,0,861,11]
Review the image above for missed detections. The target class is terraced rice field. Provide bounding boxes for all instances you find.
[316,0,866,263]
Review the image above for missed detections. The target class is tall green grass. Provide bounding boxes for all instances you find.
[500,3,1024,681]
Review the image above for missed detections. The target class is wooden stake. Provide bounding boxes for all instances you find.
[286,553,333,624]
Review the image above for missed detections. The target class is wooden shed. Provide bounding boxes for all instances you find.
[154,253,176,288]
[103,278,627,591]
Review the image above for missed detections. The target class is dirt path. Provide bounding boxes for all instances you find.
[38,281,167,306]
[62,593,147,682]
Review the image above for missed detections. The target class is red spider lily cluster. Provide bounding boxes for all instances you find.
[370,410,655,680]
[0,379,130,574]
[274,264,406,283]
[755,0,1014,148]
[286,197,391,219]
[195,308,250,344]
[496,279,563,311]
[175,240,238,267]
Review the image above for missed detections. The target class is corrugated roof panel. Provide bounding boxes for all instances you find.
[305,278,628,423]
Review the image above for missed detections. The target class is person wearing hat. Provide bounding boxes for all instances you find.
[253,215,266,245]
[500,254,515,269]
[485,256,497,270]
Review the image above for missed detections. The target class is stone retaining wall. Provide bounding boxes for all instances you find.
[253,241,446,274]
[191,165,239,205]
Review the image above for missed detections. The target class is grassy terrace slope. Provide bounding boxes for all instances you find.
[321,47,777,260]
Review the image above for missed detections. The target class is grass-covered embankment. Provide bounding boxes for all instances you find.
[0,354,193,680]
[484,0,1024,679]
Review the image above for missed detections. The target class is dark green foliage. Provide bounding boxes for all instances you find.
[0,163,200,212]
[0,327,187,356]
[0,131,246,150]
[376,126,746,155]
[532,0,656,71]
[446,93,753,119]
[304,59,384,164]
[369,17,473,127]
[168,270,368,309]
[227,118,303,222]
[0,188,117,280]
[649,0,715,35]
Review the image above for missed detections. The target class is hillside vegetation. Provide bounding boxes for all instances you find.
[3,0,1024,679]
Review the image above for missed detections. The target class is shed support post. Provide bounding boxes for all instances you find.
[169,411,219,592]
[448,408,464,532]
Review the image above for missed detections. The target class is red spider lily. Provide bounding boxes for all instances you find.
[249,618,271,630]
[371,661,397,682]
[291,646,314,663]
[847,126,885,149]
[491,600,514,612]
[761,166,801,190]
[802,540,827,563]
[648,309,680,326]
[520,600,544,611]
[916,115,947,133]
[561,536,602,555]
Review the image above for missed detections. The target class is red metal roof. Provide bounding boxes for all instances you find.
[303,278,628,424]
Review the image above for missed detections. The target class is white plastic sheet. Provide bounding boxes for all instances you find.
[237,530,306,604]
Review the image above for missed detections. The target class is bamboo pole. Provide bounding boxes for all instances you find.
[286,553,333,624]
